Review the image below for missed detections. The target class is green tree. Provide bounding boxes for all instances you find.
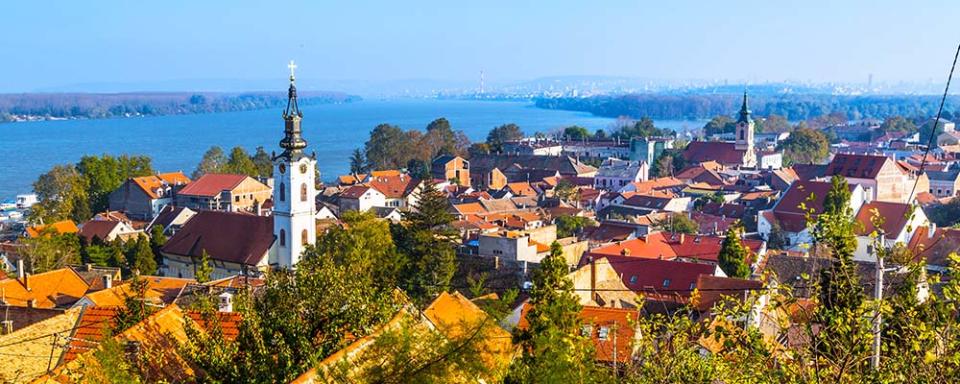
[149,224,167,267]
[563,125,591,140]
[594,129,607,139]
[555,215,596,238]
[509,242,604,383]
[77,154,154,213]
[757,114,791,133]
[613,116,672,139]
[717,224,751,278]
[219,212,402,383]
[879,115,916,134]
[777,127,830,166]
[422,117,469,157]
[20,229,82,273]
[365,123,414,170]
[654,213,699,235]
[193,146,228,179]
[349,148,368,174]
[128,234,157,275]
[486,123,524,153]
[195,249,214,284]
[823,174,852,217]
[553,179,578,203]
[225,146,259,177]
[114,274,158,332]
[251,146,274,178]
[394,179,457,304]
[30,164,91,223]
[703,115,736,135]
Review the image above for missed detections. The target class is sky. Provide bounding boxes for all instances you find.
[2,0,959,93]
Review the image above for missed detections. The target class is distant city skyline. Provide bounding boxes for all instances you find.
[3,1,959,94]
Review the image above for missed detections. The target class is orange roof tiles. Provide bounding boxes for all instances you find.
[25,220,79,238]
[453,202,485,215]
[0,268,89,308]
[60,306,119,363]
[578,306,639,363]
[854,201,913,239]
[337,173,367,185]
[370,170,401,178]
[80,276,193,307]
[132,172,191,199]
[587,232,763,264]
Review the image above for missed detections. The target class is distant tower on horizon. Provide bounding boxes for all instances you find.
[479,70,485,95]
[271,60,317,268]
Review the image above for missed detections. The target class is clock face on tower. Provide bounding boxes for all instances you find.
[300,164,308,174]
[279,164,286,174]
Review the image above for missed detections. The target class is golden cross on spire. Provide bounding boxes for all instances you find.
[287,60,297,81]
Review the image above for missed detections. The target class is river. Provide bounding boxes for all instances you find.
[0,99,704,199]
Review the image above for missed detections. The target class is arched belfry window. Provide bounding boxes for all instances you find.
[279,183,286,202]
[279,229,286,247]
[740,130,745,140]
[300,183,308,202]
[301,229,309,245]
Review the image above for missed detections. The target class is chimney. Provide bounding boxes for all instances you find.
[929,223,938,239]
[26,299,35,308]
[103,275,113,289]
[679,233,686,243]
[218,292,234,313]
[17,259,24,280]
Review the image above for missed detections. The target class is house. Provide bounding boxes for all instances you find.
[0,267,90,309]
[594,159,648,190]
[338,185,387,212]
[77,219,139,244]
[502,139,564,156]
[908,225,960,272]
[368,173,422,208]
[586,231,766,267]
[478,230,552,264]
[852,201,927,262]
[757,180,866,251]
[620,194,691,213]
[470,154,598,181]
[582,255,725,311]
[72,275,194,309]
[630,136,673,164]
[618,177,686,194]
[175,173,272,213]
[431,155,470,187]
[823,153,914,203]
[926,169,960,198]
[160,210,276,279]
[107,172,191,220]
[517,303,640,364]
[147,206,197,236]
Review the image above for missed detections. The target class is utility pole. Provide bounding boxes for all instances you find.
[871,254,883,370]
[611,322,618,380]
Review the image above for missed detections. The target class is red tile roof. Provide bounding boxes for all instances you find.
[0,268,90,308]
[340,185,373,199]
[695,275,764,311]
[78,220,123,243]
[587,232,763,264]
[825,153,897,179]
[854,201,913,239]
[578,306,639,363]
[908,226,960,268]
[772,180,857,232]
[598,255,717,298]
[368,174,420,199]
[177,173,249,197]
[61,306,119,363]
[682,141,748,166]
[161,210,275,265]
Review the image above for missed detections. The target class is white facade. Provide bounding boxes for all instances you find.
[593,159,648,190]
[272,155,317,268]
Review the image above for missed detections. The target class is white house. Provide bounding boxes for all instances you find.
[594,159,649,191]
[852,201,928,262]
[339,185,387,212]
[758,179,866,251]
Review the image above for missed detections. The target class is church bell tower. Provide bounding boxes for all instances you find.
[272,60,317,268]
[735,91,755,152]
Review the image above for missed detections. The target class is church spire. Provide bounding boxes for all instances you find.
[737,90,752,124]
[279,60,307,159]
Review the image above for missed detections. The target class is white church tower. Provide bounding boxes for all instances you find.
[735,91,757,167]
[272,61,317,268]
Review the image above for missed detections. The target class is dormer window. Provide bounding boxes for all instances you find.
[581,325,593,337]
[598,327,610,340]
[629,275,638,285]
[662,279,671,287]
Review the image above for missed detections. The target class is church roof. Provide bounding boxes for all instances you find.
[682,141,748,166]
[161,210,275,266]
[737,91,753,124]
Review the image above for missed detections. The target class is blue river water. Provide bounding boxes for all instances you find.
[0,99,704,199]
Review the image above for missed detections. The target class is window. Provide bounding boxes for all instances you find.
[300,183,308,202]
[629,275,638,284]
[740,130,745,140]
[662,279,671,287]
[301,229,309,245]
[598,326,610,340]
[235,196,240,202]
[581,325,593,337]
[279,183,286,202]
[279,229,286,247]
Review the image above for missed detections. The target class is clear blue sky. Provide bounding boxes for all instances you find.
[2,0,958,92]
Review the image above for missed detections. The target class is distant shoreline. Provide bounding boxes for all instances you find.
[0,91,361,124]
